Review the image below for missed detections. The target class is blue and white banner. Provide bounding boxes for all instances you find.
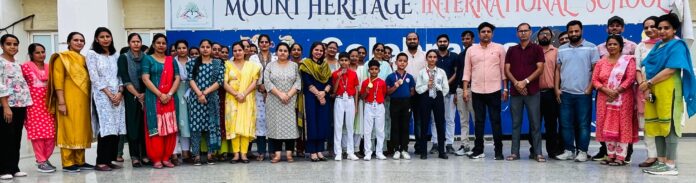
[166,0,672,135]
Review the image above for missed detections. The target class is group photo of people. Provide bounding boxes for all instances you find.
[0,12,693,181]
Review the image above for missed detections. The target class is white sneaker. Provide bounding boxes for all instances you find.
[363,152,372,161]
[334,156,342,161]
[0,174,12,180]
[401,151,411,160]
[347,154,359,161]
[376,153,387,160]
[392,151,401,160]
[556,150,575,160]
[13,172,27,177]
[574,151,588,162]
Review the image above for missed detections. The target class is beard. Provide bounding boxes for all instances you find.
[407,43,418,50]
[538,38,551,46]
[569,35,582,43]
[438,45,448,51]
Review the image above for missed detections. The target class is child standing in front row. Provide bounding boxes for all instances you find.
[416,50,449,160]
[332,52,360,161]
[386,53,415,160]
[360,60,388,161]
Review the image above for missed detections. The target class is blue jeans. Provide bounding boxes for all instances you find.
[559,92,592,152]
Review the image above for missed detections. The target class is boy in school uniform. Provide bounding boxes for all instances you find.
[332,52,360,161]
[386,53,416,160]
[416,50,449,160]
[360,60,388,161]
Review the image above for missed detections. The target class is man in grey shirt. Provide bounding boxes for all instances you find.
[554,20,599,162]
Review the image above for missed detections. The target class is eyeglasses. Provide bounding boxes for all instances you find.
[375,49,384,52]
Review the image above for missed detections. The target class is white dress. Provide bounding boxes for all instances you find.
[86,50,126,137]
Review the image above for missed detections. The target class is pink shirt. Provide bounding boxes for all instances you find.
[540,45,558,89]
[462,43,507,94]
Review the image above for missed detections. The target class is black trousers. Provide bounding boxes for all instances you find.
[390,98,411,152]
[418,92,445,155]
[412,93,424,153]
[0,107,26,175]
[472,91,503,156]
[540,90,564,156]
[97,135,120,164]
[270,139,296,152]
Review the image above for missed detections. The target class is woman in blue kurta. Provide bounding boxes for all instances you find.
[299,42,332,162]
[186,39,224,165]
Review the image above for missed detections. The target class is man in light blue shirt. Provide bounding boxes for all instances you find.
[554,20,599,162]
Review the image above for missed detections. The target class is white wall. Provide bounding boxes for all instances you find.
[57,0,125,53]
[1,0,30,61]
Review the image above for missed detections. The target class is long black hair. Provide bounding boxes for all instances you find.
[191,39,212,80]
[91,27,116,55]
[147,33,167,55]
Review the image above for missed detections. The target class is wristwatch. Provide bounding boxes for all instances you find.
[524,79,530,84]
[647,80,653,87]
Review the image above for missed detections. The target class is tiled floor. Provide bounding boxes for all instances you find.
[5,139,696,183]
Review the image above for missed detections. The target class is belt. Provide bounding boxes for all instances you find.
[336,95,354,99]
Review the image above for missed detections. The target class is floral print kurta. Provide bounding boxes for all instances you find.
[86,51,126,137]
[0,57,33,107]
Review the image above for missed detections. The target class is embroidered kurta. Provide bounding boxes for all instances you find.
[264,61,301,139]
[142,55,180,136]
[86,51,126,137]
[224,61,260,139]
[21,62,54,140]
[592,56,638,143]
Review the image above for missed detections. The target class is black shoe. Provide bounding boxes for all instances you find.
[414,150,422,155]
[438,154,449,159]
[420,154,427,159]
[62,165,80,173]
[591,150,607,161]
[494,155,504,160]
[429,144,438,154]
[79,163,95,170]
[241,159,250,164]
[446,145,455,154]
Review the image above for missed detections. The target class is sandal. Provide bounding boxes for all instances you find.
[271,156,281,163]
[132,160,142,168]
[639,159,657,167]
[505,154,519,161]
[600,159,613,165]
[257,154,265,161]
[608,160,628,166]
[535,155,546,163]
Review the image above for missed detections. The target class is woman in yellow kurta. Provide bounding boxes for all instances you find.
[224,42,260,163]
[47,32,95,172]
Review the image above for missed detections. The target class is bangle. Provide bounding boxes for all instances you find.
[503,89,509,92]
